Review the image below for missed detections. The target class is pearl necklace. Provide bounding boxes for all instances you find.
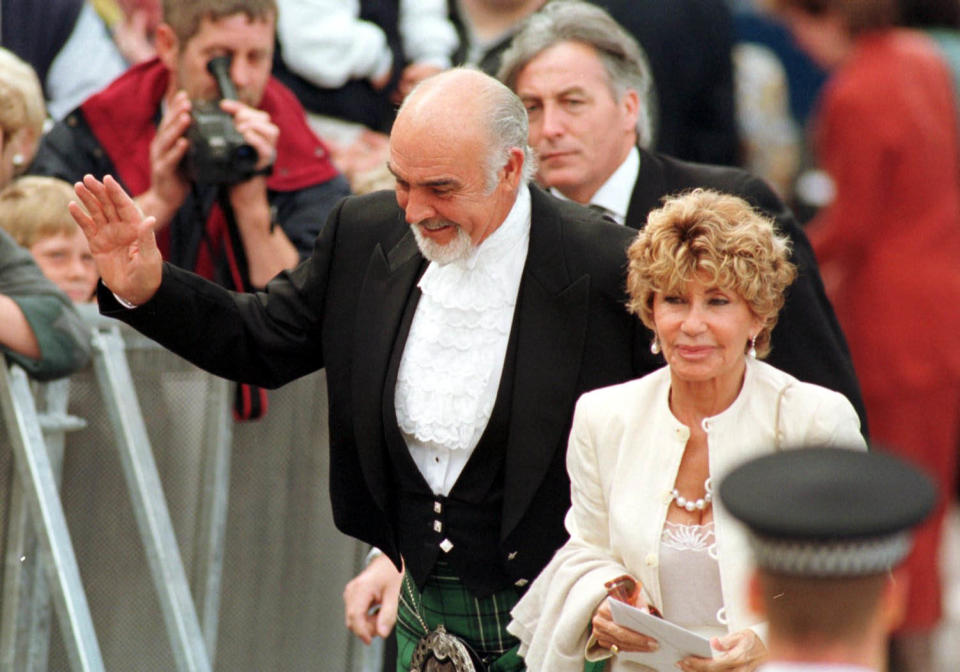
[671,477,713,512]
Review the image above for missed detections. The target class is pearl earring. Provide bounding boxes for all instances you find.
[748,335,757,359]
[11,153,24,168]
[650,336,660,355]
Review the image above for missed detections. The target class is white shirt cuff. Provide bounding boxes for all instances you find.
[364,546,384,566]
[112,292,139,309]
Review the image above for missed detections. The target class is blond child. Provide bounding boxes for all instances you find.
[0,176,99,302]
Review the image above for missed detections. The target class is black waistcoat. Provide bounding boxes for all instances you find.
[382,286,520,597]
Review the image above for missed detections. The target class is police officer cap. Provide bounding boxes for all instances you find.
[718,447,936,577]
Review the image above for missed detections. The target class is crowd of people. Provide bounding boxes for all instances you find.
[2,0,959,670]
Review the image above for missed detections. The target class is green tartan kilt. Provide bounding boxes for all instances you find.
[395,561,525,672]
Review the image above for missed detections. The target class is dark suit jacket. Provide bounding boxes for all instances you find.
[101,186,652,586]
[625,149,867,429]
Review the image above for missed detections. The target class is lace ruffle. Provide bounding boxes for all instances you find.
[395,298,512,450]
[661,521,716,552]
[396,189,530,452]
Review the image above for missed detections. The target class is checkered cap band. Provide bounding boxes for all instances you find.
[749,531,912,577]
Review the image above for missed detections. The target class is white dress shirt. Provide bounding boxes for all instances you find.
[395,187,531,495]
[550,147,639,225]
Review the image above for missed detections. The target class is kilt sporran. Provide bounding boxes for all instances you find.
[401,574,485,672]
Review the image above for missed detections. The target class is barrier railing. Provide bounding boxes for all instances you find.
[0,368,103,672]
[0,309,374,671]
[90,326,212,672]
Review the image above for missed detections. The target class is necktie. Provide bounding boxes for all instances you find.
[589,203,619,224]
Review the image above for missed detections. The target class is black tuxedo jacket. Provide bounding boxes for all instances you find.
[101,186,653,586]
[625,149,867,428]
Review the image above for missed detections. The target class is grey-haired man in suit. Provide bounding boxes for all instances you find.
[498,0,865,426]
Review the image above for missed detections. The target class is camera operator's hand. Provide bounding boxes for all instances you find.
[221,99,278,174]
[135,91,192,230]
[220,100,298,287]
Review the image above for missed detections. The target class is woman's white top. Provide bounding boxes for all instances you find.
[659,521,725,639]
[507,358,866,671]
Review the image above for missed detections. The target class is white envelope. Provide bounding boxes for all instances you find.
[607,598,715,671]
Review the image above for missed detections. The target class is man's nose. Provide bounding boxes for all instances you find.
[540,103,566,139]
[402,189,435,224]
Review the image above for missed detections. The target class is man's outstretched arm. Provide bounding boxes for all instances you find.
[69,173,331,390]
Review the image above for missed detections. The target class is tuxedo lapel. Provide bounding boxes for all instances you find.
[626,148,670,230]
[502,188,591,540]
[351,230,425,511]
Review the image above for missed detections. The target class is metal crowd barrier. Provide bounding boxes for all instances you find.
[0,308,378,671]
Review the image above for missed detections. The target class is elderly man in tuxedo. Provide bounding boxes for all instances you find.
[71,67,650,670]
[497,0,864,424]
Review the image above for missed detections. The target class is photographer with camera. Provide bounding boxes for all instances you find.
[30,0,350,294]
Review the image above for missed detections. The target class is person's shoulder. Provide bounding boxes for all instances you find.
[643,150,801,241]
[857,29,945,66]
[263,75,309,117]
[576,366,669,414]
[749,359,861,425]
[29,108,112,182]
[830,30,945,102]
[329,190,406,240]
[337,189,400,215]
[650,150,772,201]
[530,186,635,263]
[36,106,89,146]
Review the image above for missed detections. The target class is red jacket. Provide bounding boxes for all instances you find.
[809,30,960,396]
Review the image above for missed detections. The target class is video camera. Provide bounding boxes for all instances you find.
[181,55,261,184]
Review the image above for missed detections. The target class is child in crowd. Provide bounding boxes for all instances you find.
[0,176,99,302]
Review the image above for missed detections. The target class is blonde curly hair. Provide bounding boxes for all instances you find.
[626,189,797,358]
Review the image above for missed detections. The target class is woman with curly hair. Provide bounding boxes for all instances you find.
[508,188,865,672]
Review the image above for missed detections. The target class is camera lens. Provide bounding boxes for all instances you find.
[235,145,257,161]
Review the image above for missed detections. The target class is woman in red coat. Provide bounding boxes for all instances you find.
[769,1,960,669]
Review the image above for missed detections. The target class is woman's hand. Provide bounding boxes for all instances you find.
[678,628,766,671]
[591,598,659,655]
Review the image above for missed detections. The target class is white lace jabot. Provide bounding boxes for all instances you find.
[396,188,531,494]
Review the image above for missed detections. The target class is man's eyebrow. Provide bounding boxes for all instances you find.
[520,85,588,99]
[422,178,458,189]
[386,165,459,189]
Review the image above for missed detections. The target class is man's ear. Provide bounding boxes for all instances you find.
[881,568,910,633]
[748,570,767,618]
[620,89,640,133]
[501,146,526,191]
[154,23,180,72]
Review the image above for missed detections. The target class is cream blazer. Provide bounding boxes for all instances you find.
[508,359,866,671]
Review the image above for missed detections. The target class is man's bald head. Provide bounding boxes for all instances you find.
[395,68,537,190]
[387,68,534,264]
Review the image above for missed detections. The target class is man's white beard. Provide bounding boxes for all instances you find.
[411,221,475,265]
